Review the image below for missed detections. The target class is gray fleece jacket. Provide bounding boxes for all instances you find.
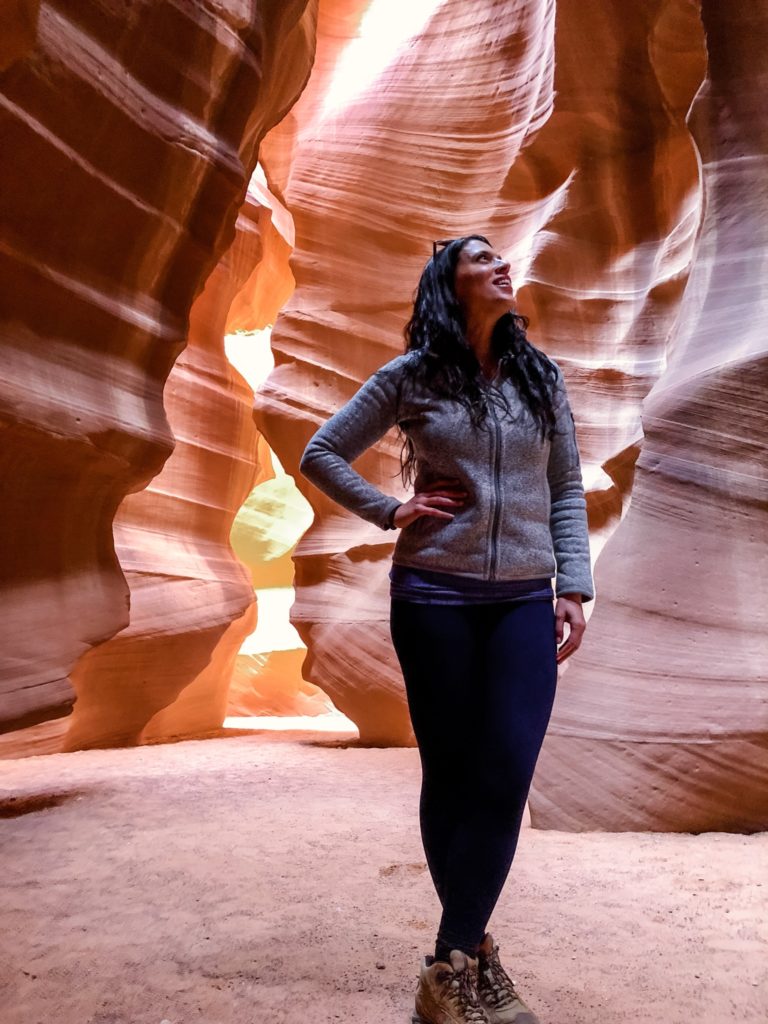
[299,350,594,601]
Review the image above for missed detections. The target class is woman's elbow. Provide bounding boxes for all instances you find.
[299,437,332,483]
[298,444,315,479]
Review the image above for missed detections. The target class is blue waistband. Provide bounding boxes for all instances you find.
[389,563,554,605]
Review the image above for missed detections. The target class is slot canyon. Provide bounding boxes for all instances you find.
[1,2,766,1022]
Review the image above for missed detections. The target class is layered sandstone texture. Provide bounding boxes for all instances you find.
[64,188,264,752]
[529,0,768,831]
[0,0,317,746]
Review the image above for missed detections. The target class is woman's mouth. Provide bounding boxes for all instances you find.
[494,275,512,289]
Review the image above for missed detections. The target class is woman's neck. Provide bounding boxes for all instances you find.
[465,316,498,378]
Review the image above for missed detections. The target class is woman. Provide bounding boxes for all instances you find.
[299,235,593,1024]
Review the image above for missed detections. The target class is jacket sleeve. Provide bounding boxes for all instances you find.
[547,364,595,602]
[298,363,404,531]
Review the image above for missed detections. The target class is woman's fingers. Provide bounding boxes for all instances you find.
[418,508,456,519]
[421,479,465,494]
[422,495,464,505]
[422,491,465,499]
[556,622,585,662]
[556,642,575,664]
[555,604,566,644]
[395,479,467,526]
[419,491,466,519]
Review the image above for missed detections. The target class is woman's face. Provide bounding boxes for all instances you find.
[453,239,513,318]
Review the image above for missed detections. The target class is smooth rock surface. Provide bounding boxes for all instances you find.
[1,0,765,832]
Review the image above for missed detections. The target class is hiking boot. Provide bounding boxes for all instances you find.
[476,933,540,1024]
[412,949,491,1024]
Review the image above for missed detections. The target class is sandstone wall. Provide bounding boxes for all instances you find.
[257,0,766,830]
[258,0,712,756]
[258,0,563,744]
[63,189,265,751]
[0,0,318,745]
[529,0,768,831]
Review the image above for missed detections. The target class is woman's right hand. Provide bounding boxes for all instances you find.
[393,478,468,529]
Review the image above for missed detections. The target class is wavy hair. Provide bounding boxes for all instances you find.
[396,234,559,489]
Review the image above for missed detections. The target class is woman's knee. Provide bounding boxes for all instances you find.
[475,746,539,809]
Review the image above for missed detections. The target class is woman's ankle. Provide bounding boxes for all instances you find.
[434,939,479,963]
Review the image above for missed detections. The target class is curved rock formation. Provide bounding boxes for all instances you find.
[257,0,710,752]
[530,0,768,832]
[257,0,563,744]
[0,0,317,740]
[513,0,706,542]
[64,191,264,750]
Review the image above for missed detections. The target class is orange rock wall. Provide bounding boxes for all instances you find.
[0,0,318,741]
[63,193,264,751]
[258,0,767,829]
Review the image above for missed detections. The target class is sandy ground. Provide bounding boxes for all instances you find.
[1,730,767,1024]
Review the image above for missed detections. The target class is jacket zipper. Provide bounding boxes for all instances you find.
[487,396,503,580]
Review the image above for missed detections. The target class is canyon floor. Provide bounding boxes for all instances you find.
[1,727,766,1024]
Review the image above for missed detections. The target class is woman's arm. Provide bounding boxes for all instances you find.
[299,362,404,531]
[546,363,594,603]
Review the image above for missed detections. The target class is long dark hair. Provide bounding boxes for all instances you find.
[396,234,559,489]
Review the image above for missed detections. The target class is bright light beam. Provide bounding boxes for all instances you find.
[320,0,443,119]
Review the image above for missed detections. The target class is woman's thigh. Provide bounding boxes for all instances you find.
[389,599,485,762]
[477,599,558,783]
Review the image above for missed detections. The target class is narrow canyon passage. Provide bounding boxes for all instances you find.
[1,0,765,833]
[1,735,766,1024]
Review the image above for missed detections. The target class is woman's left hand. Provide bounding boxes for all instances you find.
[555,595,586,663]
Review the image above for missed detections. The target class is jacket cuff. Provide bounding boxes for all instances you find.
[555,577,594,603]
[381,500,402,531]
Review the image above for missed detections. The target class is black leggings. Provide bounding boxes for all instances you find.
[389,597,558,954]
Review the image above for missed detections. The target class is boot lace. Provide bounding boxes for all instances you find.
[443,962,488,1023]
[478,947,520,1010]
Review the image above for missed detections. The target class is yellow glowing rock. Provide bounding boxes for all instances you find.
[225,318,321,719]
[226,171,296,333]
[64,191,268,750]
[231,477,314,578]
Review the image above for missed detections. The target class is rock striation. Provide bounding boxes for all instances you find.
[63,190,264,751]
[258,0,567,744]
[258,0,719,769]
[0,0,317,742]
[529,0,768,831]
